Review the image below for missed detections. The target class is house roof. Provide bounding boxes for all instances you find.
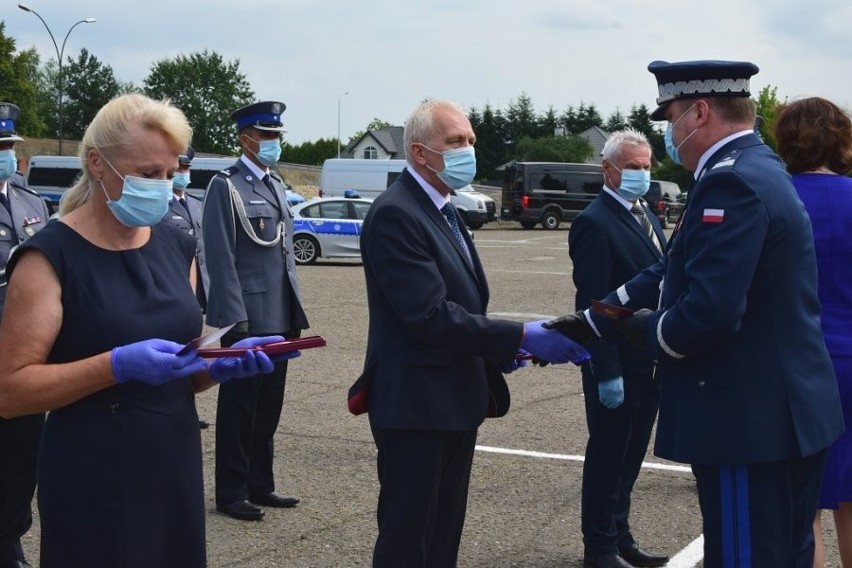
[345,126,405,158]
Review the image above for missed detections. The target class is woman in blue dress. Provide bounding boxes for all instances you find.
[776,96,852,568]
[0,93,299,568]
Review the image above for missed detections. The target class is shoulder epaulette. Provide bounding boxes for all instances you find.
[9,176,43,198]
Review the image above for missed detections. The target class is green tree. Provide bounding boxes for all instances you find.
[627,104,664,160]
[143,50,254,154]
[754,85,784,152]
[281,138,338,166]
[468,103,508,180]
[60,49,120,139]
[515,135,593,163]
[604,109,628,132]
[562,102,603,134]
[0,22,46,136]
[348,118,394,147]
[505,93,538,144]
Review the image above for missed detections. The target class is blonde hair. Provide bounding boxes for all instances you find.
[60,93,192,215]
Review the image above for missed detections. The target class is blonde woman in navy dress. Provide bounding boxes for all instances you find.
[0,94,298,568]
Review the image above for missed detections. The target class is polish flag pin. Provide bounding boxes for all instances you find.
[702,208,724,223]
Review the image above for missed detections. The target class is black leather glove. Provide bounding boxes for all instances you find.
[617,309,653,349]
[221,320,250,348]
[541,311,596,345]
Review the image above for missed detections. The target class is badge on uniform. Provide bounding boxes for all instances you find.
[703,209,725,223]
[23,216,41,226]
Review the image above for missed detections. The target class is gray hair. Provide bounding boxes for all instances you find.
[403,99,466,166]
[601,128,650,163]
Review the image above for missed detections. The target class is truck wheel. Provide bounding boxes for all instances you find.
[541,211,561,230]
[467,221,483,230]
[520,221,537,230]
[293,235,320,264]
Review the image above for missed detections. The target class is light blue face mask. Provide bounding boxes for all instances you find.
[420,144,477,190]
[0,149,17,181]
[172,171,191,189]
[611,165,651,200]
[665,104,697,166]
[244,135,282,166]
[100,154,172,227]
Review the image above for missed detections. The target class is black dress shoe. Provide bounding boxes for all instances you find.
[249,491,300,508]
[216,500,265,521]
[618,542,669,567]
[583,553,633,568]
[12,560,32,568]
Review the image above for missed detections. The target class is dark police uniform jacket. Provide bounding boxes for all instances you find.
[355,169,521,431]
[202,158,308,334]
[163,193,209,299]
[0,173,50,315]
[595,133,843,465]
[570,190,665,381]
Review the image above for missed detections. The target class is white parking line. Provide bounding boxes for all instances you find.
[474,445,701,567]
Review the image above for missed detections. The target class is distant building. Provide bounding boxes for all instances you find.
[578,126,609,165]
[343,126,405,160]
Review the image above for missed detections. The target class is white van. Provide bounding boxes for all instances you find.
[24,155,305,212]
[319,158,497,229]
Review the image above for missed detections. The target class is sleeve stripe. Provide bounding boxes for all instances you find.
[656,311,686,359]
[616,285,630,304]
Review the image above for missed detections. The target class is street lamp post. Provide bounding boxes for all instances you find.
[18,4,96,156]
[337,91,351,158]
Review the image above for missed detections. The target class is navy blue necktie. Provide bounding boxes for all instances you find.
[440,203,471,262]
[178,197,193,223]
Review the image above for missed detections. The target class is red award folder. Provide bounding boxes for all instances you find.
[196,335,327,358]
[590,299,634,321]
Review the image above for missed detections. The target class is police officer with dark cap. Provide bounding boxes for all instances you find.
[202,101,309,521]
[545,61,844,567]
[0,102,50,568]
[162,146,212,429]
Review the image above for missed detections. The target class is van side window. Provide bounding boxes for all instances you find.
[27,167,81,188]
[575,174,603,195]
[386,172,401,187]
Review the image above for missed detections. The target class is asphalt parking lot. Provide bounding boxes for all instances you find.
[21,225,841,567]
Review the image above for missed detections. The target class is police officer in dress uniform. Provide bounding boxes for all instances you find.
[162,146,212,429]
[202,101,309,521]
[0,103,50,568]
[545,61,844,567]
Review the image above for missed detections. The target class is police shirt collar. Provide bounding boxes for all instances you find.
[239,154,268,180]
[694,130,752,179]
[408,166,452,211]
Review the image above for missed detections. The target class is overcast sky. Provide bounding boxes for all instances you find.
[9,0,852,146]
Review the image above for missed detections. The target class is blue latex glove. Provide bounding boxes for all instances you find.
[209,336,300,384]
[598,376,625,409]
[498,349,530,374]
[111,339,207,385]
[521,320,591,365]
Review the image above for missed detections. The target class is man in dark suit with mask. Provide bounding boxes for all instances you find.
[569,129,667,568]
[0,102,50,568]
[203,101,309,521]
[353,99,590,567]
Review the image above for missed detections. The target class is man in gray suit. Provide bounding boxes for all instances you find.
[0,102,50,568]
[202,101,309,521]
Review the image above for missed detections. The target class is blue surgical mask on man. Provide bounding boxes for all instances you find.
[610,164,651,200]
[665,103,698,166]
[419,144,477,190]
[99,153,172,227]
[244,135,282,167]
[172,171,191,190]
[0,149,17,181]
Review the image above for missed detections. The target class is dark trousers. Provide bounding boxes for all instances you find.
[581,370,660,556]
[370,426,478,568]
[0,413,44,566]
[693,449,827,568]
[215,331,290,506]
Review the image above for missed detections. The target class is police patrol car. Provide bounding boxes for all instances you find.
[290,191,373,264]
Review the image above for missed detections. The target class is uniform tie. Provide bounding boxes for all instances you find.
[631,203,661,252]
[178,196,193,224]
[0,191,10,216]
[440,203,472,263]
